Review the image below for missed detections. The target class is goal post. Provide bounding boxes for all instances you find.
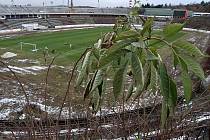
[20,42,38,52]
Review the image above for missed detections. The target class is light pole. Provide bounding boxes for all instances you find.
[71,0,73,8]
[50,1,54,6]
[129,0,132,8]
[11,0,14,6]
[98,0,100,8]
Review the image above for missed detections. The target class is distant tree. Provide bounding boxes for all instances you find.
[164,3,168,8]
[155,4,163,8]
[145,3,151,8]
[50,1,54,6]
[201,1,205,6]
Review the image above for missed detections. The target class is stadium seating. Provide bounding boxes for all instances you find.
[0,5,130,30]
[93,16,116,24]
[70,16,95,24]
[0,5,129,14]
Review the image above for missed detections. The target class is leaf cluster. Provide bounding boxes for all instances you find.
[74,7,205,128]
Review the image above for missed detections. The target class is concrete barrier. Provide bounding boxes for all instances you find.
[1,24,210,35]
[0,29,21,34]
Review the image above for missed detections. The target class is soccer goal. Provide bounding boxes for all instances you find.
[20,42,38,52]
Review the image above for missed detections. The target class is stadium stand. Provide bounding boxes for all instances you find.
[0,5,131,30]
[70,16,95,24]
[1,18,65,29]
[0,5,129,14]
[0,21,8,30]
[93,16,116,24]
[0,5,196,30]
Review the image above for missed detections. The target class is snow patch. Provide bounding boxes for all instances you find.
[1,52,17,59]
[17,59,40,64]
[0,65,47,75]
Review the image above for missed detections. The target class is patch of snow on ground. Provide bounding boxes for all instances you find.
[1,52,17,59]
[17,59,28,63]
[17,59,40,64]
[0,65,47,75]
[0,96,71,120]
[196,114,210,122]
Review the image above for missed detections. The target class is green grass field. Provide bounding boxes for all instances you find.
[0,27,111,65]
[0,27,187,66]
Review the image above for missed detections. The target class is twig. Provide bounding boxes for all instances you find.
[56,47,92,139]
[0,60,29,104]
[43,55,57,139]
[57,47,91,120]
[44,56,57,115]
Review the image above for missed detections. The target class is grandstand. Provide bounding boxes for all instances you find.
[0,5,131,30]
[0,5,130,15]
[0,5,197,31]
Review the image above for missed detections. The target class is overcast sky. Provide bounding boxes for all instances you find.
[0,0,209,7]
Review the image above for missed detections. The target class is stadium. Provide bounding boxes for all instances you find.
[1,0,210,139]
[0,3,198,31]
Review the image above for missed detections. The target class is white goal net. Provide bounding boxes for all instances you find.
[20,42,38,52]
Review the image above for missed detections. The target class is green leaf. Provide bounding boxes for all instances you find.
[84,79,92,100]
[168,77,177,113]
[163,23,184,37]
[98,49,126,69]
[115,30,139,41]
[159,63,170,98]
[98,80,104,97]
[90,70,104,94]
[137,48,147,65]
[130,6,140,16]
[126,83,134,101]
[84,70,98,100]
[136,37,146,49]
[173,50,179,68]
[113,60,128,100]
[173,40,204,57]
[92,47,100,61]
[179,56,188,71]
[181,55,205,80]
[141,18,153,36]
[131,53,144,86]
[179,57,192,103]
[103,32,115,43]
[91,91,100,113]
[149,62,158,93]
[107,38,137,54]
[98,38,136,69]
[131,42,145,48]
[158,63,177,114]
[134,63,151,99]
[159,63,170,128]
[148,32,185,49]
[76,51,92,87]
[146,50,159,61]
[97,39,102,48]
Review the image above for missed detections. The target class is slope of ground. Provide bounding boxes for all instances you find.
[186,16,210,31]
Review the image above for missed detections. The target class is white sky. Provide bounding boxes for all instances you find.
[0,0,209,7]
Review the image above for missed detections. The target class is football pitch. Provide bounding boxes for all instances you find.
[0,27,111,65]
